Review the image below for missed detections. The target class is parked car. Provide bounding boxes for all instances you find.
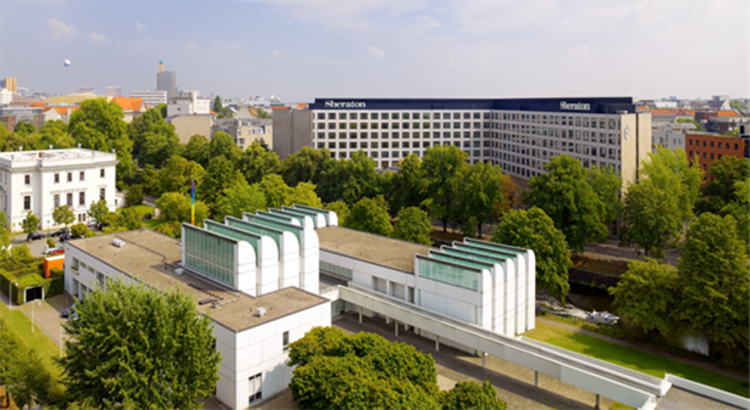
[26,232,43,242]
[48,248,65,255]
[51,228,69,237]
[61,304,77,318]
[59,233,76,242]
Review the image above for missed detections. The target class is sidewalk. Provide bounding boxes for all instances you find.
[5,293,74,350]
[536,317,748,381]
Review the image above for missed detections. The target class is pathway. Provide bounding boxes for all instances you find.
[535,317,748,381]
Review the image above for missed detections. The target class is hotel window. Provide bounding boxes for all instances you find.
[80,171,85,181]
[402,123,410,129]
[24,175,30,185]
[24,195,31,210]
[55,173,60,183]
[382,113,389,120]
[392,123,399,129]
[66,193,73,206]
[79,192,86,205]
[382,151,389,158]
[360,113,368,120]
[372,152,379,158]
[371,113,379,120]
[328,142,335,149]
[392,113,400,120]
[67,172,73,182]
[317,113,325,120]
[338,113,346,120]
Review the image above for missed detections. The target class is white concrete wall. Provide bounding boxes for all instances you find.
[278,232,300,290]
[217,302,331,410]
[235,241,257,296]
[255,236,279,296]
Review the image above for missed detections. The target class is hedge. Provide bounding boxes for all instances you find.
[1,260,64,304]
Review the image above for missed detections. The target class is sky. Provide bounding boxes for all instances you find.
[0,0,747,102]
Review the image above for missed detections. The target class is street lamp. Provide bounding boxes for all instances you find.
[32,301,41,333]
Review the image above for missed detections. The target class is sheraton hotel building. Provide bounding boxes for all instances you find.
[274,97,652,187]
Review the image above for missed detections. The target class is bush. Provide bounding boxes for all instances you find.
[44,275,64,298]
[71,223,88,238]
[125,185,144,207]
[46,238,56,248]
[50,268,64,277]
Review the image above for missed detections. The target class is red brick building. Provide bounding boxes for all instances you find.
[686,133,749,181]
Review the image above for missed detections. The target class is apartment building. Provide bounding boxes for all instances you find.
[686,133,750,180]
[275,98,652,187]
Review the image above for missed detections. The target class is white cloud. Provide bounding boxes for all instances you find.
[89,32,109,46]
[47,17,77,39]
[135,21,146,31]
[367,46,385,58]
[272,49,289,58]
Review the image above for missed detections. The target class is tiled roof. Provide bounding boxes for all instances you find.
[716,110,739,117]
[112,97,145,113]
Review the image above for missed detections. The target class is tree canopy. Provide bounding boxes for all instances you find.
[586,164,622,227]
[640,146,703,226]
[392,207,433,245]
[675,213,749,348]
[386,154,427,215]
[22,211,40,235]
[619,182,682,258]
[524,155,608,252]
[696,155,749,215]
[52,205,75,228]
[214,181,267,222]
[288,327,505,410]
[237,141,281,184]
[281,146,331,187]
[59,281,221,409]
[492,207,571,302]
[345,196,393,237]
[156,192,209,227]
[316,151,387,204]
[325,201,350,226]
[421,145,468,232]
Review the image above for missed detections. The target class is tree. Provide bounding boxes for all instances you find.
[0,210,11,255]
[387,154,427,215]
[392,207,432,245]
[619,182,682,258]
[675,213,749,348]
[696,156,750,214]
[325,201,350,226]
[38,120,75,149]
[457,161,508,238]
[125,185,144,207]
[87,200,110,226]
[52,205,75,228]
[214,181,267,222]
[156,192,209,225]
[676,118,706,132]
[721,178,749,251]
[421,145,469,232]
[128,107,165,158]
[13,121,36,136]
[256,107,272,119]
[316,151,387,204]
[281,146,331,187]
[208,131,241,163]
[213,96,223,113]
[640,146,703,227]
[103,208,143,233]
[155,156,205,197]
[586,164,622,227]
[70,223,88,238]
[182,135,210,168]
[492,207,571,302]
[345,196,393,237]
[237,141,281,184]
[258,174,294,209]
[68,98,135,180]
[288,327,440,410]
[138,122,182,167]
[610,259,677,338]
[22,211,40,235]
[525,155,607,252]
[289,182,323,208]
[59,281,221,409]
[199,156,245,209]
[441,381,507,410]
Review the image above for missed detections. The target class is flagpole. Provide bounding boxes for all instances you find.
[191,175,195,225]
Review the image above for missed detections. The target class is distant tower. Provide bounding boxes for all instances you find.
[156,61,176,100]
[1,78,17,94]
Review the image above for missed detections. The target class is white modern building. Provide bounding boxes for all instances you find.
[0,88,13,104]
[0,149,118,232]
[167,90,212,117]
[63,205,338,410]
[651,122,693,154]
[129,90,168,108]
[274,98,652,188]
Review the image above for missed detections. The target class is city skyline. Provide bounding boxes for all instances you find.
[0,0,747,101]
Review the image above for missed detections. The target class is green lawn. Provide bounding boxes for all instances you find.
[143,218,168,229]
[0,301,64,381]
[123,204,155,219]
[524,321,749,398]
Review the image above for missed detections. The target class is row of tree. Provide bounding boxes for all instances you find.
[611,212,748,350]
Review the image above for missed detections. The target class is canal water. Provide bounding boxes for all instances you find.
[565,282,616,312]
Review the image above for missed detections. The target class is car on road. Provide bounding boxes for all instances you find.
[26,232,43,242]
[61,304,76,318]
[51,228,69,237]
[59,233,76,242]
[45,247,65,256]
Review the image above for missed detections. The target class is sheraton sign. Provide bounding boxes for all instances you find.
[559,101,591,111]
[325,100,367,109]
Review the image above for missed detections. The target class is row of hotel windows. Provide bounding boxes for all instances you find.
[23,169,106,185]
[22,189,106,211]
[315,111,621,128]
[314,129,621,145]
[688,140,742,150]
[315,120,621,132]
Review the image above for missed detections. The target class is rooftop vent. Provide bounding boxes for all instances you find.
[175,268,184,275]
[198,298,215,306]
[255,307,267,317]
[112,238,125,248]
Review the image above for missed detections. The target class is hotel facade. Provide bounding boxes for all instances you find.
[274,97,652,187]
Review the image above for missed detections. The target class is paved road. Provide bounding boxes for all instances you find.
[584,238,680,266]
